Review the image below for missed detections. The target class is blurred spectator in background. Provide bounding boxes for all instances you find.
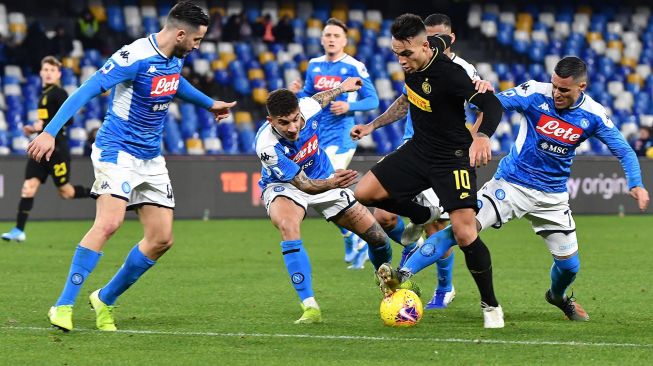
[261,14,275,44]
[223,13,241,42]
[49,24,74,59]
[13,21,49,73]
[76,8,102,50]
[205,10,223,42]
[632,126,653,158]
[273,15,294,44]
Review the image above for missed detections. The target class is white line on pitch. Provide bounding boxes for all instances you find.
[1,326,651,348]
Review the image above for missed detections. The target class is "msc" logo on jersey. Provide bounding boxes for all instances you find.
[151,74,180,96]
[535,115,583,144]
[314,76,342,90]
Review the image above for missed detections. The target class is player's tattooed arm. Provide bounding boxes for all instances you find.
[350,95,409,140]
[311,77,362,108]
[290,169,358,194]
[371,95,409,129]
[312,87,345,108]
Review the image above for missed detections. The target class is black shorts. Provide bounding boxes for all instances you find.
[370,141,478,213]
[25,148,71,187]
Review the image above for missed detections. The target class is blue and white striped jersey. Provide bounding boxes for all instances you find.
[495,80,643,193]
[297,54,378,153]
[256,98,334,191]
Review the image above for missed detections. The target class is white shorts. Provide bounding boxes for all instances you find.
[90,145,175,209]
[476,178,577,256]
[263,183,356,220]
[324,146,356,170]
[419,188,450,220]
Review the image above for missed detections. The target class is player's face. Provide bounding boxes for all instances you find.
[174,25,208,58]
[321,25,347,56]
[551,73,587,109]
[391,36,430,74]
[268,108,304,141]
[39,63,61,86]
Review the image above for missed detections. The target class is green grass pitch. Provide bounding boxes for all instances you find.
[1,216,652,365]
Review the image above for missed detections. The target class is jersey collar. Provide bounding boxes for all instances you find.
[148,34,168,59]
[568,92,586,110]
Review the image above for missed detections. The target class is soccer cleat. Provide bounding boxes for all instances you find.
[2,227,26,242]
[347,243,369,269]
[425,286,456,310]
[376,263,421,297]
[481,302,505,329]
[401,195,441,246]
[48,305,73,332]
[89,289,117,331]
[545,290,589,321]
[294,304,323,324]
[343,234,357,263]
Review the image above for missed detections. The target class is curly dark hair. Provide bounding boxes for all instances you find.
[167,1,209,28]
[391,13,426,41]
[266,89,299,117]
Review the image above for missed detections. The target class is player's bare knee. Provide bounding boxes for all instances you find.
[57,189,75,200]
[21,182,38,197]
[94,218,124,239]
[277,218,301,239]
[452,225,476,247]
[374,210,397,231]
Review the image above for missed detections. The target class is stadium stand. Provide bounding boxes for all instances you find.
[0,1,651,156]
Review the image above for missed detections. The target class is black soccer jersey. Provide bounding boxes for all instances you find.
[38,84,72,148]
[403,48,482,159]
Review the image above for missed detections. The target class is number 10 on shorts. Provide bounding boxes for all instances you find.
[453,170,470,190]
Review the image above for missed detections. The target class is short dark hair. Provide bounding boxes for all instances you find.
[41,55,62,69]
[391,13,426,41]
[554,56,587,82]
[325,17,348,34]
[267,89,299,117]
[167,1,209,28]
[424,13,452,29]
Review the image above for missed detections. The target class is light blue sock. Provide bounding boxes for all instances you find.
[386,216,405,245]
[99,244,156,305]
[281,240,313,301]
[550,253,580,300]
[403,225,457,274]
[399,241,417,268]
[435,251,455,292]
[55,245,102,306]
[368,238,392,270]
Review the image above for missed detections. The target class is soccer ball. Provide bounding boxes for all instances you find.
[379,289,423,327]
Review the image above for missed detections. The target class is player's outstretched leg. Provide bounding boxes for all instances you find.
[545,252,588,321]
[48,245,102,331]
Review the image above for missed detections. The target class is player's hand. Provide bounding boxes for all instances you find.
[350,124,374,141]
[473,79,494,93]
[288,78,303,94]
[469,132,491,167]
[339,77,363,92]
[209,100,237,121]
[630,186,650,211]
[330,101,350,115]
[27,132,56,162]
[331,169,359,188]
[23,125,37,135]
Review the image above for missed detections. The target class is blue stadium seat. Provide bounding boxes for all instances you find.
[218,121,239,154]
[106,5,126,32]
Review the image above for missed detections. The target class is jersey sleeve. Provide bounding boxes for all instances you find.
[299,97,323,120]
[93,48,141,92]
[297,62,316,98]
[592,111,644,189]
[348,62,379,112]
[256,142,301,182]
[495,80,544,113]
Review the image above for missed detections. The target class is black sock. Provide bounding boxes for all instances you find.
[16,197,34,231]
[373,198,431,224]
[73,185,91,199]
[460,236,499,307]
